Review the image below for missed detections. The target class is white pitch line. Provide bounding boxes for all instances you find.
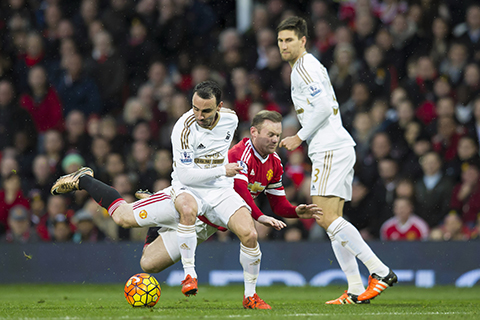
[4,311,474,320]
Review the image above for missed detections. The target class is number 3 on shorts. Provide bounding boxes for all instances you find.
[313,168,320,183]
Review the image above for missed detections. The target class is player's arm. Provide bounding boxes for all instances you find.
[296,65,335,141]
[266,193,321,219]
[233,178,286,230]
[280,64,333,151]
[265,161,321,219]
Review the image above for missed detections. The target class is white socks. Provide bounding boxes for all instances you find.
[177,223,197,278]
[240,243,261,298]
[328,217,389,278]
[329,233,365,295]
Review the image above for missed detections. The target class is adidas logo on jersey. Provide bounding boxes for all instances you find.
[250,169,255,175]
[197,143,206,149]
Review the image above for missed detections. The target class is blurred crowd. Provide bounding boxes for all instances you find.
[1,0,480,244]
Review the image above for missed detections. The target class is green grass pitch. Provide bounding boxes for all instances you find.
[1,284,479,319]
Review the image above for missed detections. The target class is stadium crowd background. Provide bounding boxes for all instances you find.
[1,0,480,244]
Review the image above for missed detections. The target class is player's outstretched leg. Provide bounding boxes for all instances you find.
[51,167,134,227]
[51,167,93,195]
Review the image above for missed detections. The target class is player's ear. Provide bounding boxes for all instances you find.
[250,126,257,137]
[217,101,224,110]
[301,36,306,47]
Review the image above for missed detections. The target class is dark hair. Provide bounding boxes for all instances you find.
[277,16,308,40]
[193,80,222,106]
[251,110,283,129]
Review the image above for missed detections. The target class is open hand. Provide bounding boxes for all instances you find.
[295,204,322,219]
[257,215,287,230]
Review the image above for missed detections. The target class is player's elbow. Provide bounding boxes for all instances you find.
[176,171,191,186]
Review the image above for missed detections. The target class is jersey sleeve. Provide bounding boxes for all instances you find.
[296,58,336,141]
[171,116,226,185]
[234,179,264,220]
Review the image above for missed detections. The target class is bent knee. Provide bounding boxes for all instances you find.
[239,228,258,247]
[140,254,163,274]
[175,195,198,218]
[112,206,135,228]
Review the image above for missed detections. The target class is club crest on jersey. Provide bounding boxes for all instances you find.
[237,160,248,174]
[266,169,273,181]
[225,131,231,141]
[179,150,193,165]
[308,83,321,97]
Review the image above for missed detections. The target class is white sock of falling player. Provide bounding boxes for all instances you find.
[328,217,389,277]
[240,243,261,298]
[177,223,197,279]
[328,231,365,295]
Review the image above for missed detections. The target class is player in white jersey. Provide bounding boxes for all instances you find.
[277,17,397,304]
[170,80,272,309]
[50,167,219,273]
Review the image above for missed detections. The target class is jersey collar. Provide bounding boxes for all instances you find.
[292,51,308,69]
[199,112,221,131]
[248,138,270,164]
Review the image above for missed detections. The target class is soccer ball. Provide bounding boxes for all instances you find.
[124,273,161,307]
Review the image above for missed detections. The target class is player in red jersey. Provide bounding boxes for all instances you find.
[229,110,320,221]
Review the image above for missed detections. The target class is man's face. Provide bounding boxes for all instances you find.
[251,120,282,157]
[192,92,220,128]
[277,29,305,64]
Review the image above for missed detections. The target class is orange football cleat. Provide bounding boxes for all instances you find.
[181,274,198,297]
[325,290,370,305]
[243,293,272,309]
[357,269,398,301]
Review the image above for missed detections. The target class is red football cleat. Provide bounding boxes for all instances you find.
[243,293,271,309]
[181,274,198,297]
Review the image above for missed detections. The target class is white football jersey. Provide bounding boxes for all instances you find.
[171,108,238,189]
[290,52,355,154]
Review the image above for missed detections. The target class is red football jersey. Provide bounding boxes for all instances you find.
[229,138,297,220]
[229,138,285,198]
[380,215,429,241]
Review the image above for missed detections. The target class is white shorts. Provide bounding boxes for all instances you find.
[132,190,178,228]
[309,146,355,201]
[171,182,250,229]
[157,222,218,263]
